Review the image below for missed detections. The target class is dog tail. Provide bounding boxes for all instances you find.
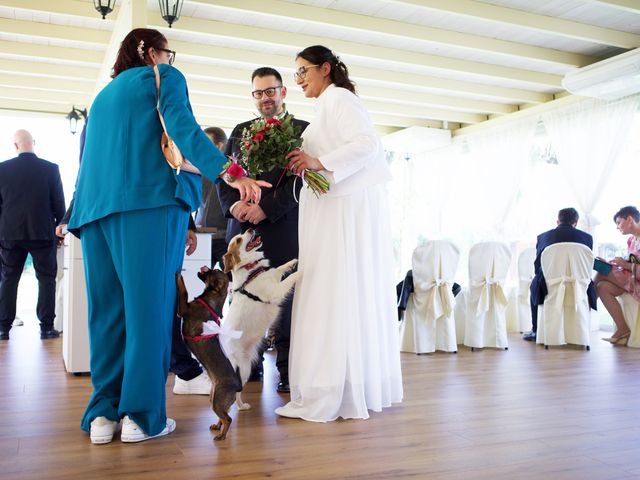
[234,367,243,392]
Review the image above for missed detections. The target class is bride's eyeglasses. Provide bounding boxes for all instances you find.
[157,48,176,65]
[293,65,319,81]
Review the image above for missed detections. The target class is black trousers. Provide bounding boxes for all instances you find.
[170,313,202,381]
[211,237,228,270]
[252,289,293,381]
[0,240,57,332]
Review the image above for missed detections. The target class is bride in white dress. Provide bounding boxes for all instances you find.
[276,45,403,422]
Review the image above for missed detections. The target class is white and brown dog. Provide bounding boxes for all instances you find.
[222,228,301,410]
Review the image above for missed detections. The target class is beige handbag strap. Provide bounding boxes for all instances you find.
[153,64,171,137]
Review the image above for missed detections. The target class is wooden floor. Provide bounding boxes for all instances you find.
[1,323,639,480]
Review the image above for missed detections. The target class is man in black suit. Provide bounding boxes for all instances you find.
[523,207,597,341]
[0,130,65,340]
[217,67,309,393]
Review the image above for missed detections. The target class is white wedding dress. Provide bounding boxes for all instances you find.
[275,85,403,422]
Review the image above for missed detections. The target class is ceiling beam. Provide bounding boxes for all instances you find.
[171,42,552,104]
[0,99,77,117]
[152,12,562,88]
[0,40,103,64]
[585,0,640,14]
[0,73,94,94]
[0,0,119,19]
[0,86,91,105]
[0,18,110,44]
[393,0,640,49]
[0,58,98,81]
[190,0,595,67]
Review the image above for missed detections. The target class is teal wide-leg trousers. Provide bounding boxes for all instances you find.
[79,205,188,436]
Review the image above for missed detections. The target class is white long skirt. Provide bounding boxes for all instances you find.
[276,183,403,422]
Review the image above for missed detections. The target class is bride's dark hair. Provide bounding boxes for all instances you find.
[296,45,356,94]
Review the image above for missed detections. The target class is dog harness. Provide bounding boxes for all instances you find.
[234,266,271,304]
[182,298,222,342]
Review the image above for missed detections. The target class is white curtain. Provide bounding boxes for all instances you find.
[542,94,640,234]
[463,117,539,240]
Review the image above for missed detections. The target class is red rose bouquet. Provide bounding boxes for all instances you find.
[237,115,330,197]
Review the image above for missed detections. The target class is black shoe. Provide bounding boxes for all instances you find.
[40,329,60,339]
[277,381,290,393]
[522,331,537,342]
[248,369,263,382]
[0,330,9,341]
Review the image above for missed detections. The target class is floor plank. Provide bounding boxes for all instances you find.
[1,318,639,480]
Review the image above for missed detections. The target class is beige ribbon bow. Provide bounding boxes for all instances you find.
[545,276,588,311]
[415,279,454,321]
[471,277,508,315]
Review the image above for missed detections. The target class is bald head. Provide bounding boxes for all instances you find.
[14,129,35,153]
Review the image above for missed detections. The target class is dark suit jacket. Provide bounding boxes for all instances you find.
[530,224,597,310]
[217,116,309,267]
[0,152,65,242]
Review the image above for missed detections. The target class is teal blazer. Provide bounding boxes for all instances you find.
[68,64,225,234]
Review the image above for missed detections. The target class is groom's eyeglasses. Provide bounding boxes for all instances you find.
[251,86,283,99]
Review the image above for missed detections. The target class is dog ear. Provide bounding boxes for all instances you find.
[223,251,235,273]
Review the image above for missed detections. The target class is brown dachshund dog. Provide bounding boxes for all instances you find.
[176,267,242,441]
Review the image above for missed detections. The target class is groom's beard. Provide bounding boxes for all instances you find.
[257,100,282,119]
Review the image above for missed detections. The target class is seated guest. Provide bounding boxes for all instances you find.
[593,206,640,344]
[523,207,597,341]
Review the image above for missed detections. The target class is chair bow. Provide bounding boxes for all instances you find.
[471,277,508,315]
[414,279,454,321]
[545,276,587,311]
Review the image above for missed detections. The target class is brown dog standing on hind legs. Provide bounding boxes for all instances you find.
[176,266,242,441]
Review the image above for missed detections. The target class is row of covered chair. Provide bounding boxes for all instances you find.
[399,240,600,353]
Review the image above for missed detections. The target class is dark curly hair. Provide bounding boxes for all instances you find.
[111,28,168,78]
[614,206,640,223]
[296,45,356,94]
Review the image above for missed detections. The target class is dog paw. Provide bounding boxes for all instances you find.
[210,422,222,431]
[237,402,251,411]
[214,433,226,441]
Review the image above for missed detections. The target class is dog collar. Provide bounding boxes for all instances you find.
[183,298,221,342]
[240,260,259,271]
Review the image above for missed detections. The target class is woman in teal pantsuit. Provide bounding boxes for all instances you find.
[68,29,266,444]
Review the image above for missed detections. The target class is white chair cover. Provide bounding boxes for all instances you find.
[617,293,640,348]
[516,247,536,333]
[463,242,512,349]
[400,240,460,353]
[536,242,593,348]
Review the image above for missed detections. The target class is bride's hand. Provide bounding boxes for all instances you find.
[228,177,272,203]
[286,148,324,175]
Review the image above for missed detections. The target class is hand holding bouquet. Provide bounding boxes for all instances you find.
[223,114,329,197]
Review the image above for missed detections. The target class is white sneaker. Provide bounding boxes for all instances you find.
[90,416,120,444]
[12,319,23,327]
[173,371,212,395]
[120,415,176,443]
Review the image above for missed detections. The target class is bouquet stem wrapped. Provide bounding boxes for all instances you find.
[300,169,330,196]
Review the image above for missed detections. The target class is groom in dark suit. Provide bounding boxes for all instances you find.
[217,67,308,392]
[523,207,597,341]
[0,129,66,340]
